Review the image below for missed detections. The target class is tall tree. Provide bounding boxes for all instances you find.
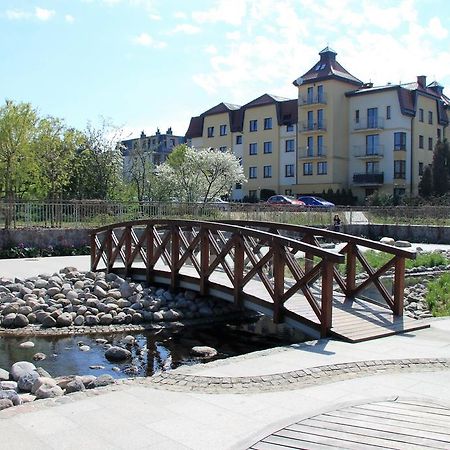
[418,165,433,197]
[432,139,450,196]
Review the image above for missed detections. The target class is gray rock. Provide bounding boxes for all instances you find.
[123,335,135,345]
[0,381,18,391]
[18,305,32,315]
[0,398,14,410]
[42,315,57,328]
[105,346,132,362]
[190,346,218,358]
[395,240,412,248]
[85,315,99,326]
[19,341,35,349]
[56,312,73,327]
[79,375,96,389]
[66,290,79,301]
[31,377,57,395]
[0,368,9,381]
[74,315,85,326]
[34,384,64,399]
[47,286,61,297]
[10,361,36,381]
[94,374,115,387]
[380,237,395,245]
[34,279,48,289]
[65,377,86,394]
[33,353,46,361]
[79,345,90,352]
[17,371,40,392]
[119,283,133,298]
[99,313,113,325]
[152,311,163,321]
[1,313,16,328]
[0,390,21,406]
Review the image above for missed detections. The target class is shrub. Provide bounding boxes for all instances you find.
[426,273,450,316]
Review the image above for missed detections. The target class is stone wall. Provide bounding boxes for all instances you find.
[0,229,90,249]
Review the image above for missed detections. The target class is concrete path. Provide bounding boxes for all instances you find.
[0,257,450,449]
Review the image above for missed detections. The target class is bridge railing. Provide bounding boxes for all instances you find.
[91,219,344,337]
[222,220,416,317]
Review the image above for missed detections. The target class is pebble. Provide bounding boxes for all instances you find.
[19,341,35,349]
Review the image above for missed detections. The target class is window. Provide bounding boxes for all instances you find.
[355,109,360,123]
[263,165,272,178]
[317,161,327,175]
[437,128,441,140]
[249,167,257,179]
[249,190,257,199]
[249,143,257,155]
[317,85,324,103]
[317,109,324,129]
[220,124,227,136]
[366,161,379,173]
[207,126,214,138]
[428,111,433,125]
[394,160,406,179]
[394,132,406,150]
[419,162,424,176]
[285,164,295,177]
[419,135,424,149]
[419,108,424,122]
[307,111,314,129]
[428,137,433,151]
[219,146,227,152]
[307,87,313,103]
[235,183,242,189]
[263,141,272,154]
[386,105,391,119]
[307,136,314,157]
[249,120,257,132]
[366,134,379,155]
[264,117,272,130]
[303,162,313,175]
[317,135,324,156]
[285,139,295,152]
[367,107,378,128]
[236,135,242,144]
[286,124,294,132]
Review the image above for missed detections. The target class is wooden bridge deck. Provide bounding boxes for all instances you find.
[250,399,450,449]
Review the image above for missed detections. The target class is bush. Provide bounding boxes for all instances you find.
[426,273,450,316]
[0,245,90,259]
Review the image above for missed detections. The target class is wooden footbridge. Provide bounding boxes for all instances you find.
[90,219,429,342]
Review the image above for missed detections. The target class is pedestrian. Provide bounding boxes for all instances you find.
[333,214,341,232]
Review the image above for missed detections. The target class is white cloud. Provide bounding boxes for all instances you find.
[427,17,448,39]
[170,24,201,35]
[5,9,30,20]
[65,14,75,23]
[174,11,187,19]
[132,32,167,49]
[192,0,247,26]
[149,14,161,20]
[35,7,55,21]
[226,31,241,41]
[205,45,218,54]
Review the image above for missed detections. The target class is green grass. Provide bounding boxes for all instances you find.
[426,273,450,316]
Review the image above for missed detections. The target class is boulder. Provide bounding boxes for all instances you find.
[0,390,21,406]
[119,283,133,298]
[1,313,17,328]
[74,315,85,326]
[0,368,9,381]
[17,371,40,392]
[33,353,46,361]
[190,346,218,358]
[19,341,35,349]
[93,285,107,298]
[34,384,64,399]
[41,315,57,328]
[56,312,73,327]
[10,361,36,381]
[65,377,86,394]
[0,381,18,391]
[105,346,132,362]
[94,374,115,387]
[0,399,14,410]
[122,335,135,346]
[31,377,57,395]
[85,315,99,326]
[395,240,412,248]
[99,314,113,325]
[79,375,96,389]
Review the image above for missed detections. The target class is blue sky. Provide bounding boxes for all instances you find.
[1,0,449,139]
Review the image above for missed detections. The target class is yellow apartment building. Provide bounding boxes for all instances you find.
[186,48,449,202]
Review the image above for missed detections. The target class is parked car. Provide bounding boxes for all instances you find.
[197,197,230,211]
[297,196,335,208]
[266,195,305,206]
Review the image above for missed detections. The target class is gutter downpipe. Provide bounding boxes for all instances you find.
[410,117,414,197]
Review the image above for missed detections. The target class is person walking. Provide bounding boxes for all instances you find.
[333,214,341,232]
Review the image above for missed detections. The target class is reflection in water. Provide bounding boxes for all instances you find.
[0,316,308,379]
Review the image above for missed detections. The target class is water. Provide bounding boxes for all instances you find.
[0,316,308,379]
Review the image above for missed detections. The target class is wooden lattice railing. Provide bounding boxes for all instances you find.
[91,219,344,336]
[222,220,416,317]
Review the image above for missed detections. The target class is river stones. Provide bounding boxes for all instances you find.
[56,312,73,327]
[105,346,132,362]
[65,377,86,394]
[0,399,14,410]
[94,374,114,387]
[0,381,18,391]
[0,368,9,381]
[33,352,46,361]
[0,390,21,406]
[19,341,35,349]
[10,361,36,381]
[17,371,40,392]
[190,346,218,358]
[34,383,64,399]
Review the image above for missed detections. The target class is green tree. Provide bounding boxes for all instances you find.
[418,165,433,197]
[432,140,450,196]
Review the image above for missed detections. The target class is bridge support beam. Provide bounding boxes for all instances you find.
[233,235,244,308]
[393,256,405,317]
[273,241,285,324]
[321,260,334,337]
[199,228,209,296]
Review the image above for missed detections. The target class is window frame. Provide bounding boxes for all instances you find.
[285,164,295,177]
[249,119,258,132]
[303,162,313,176]
[264,117,273,130]
[394,160,406,179]
[263,141,272,154]
[263,165,272,178]
[207,126,214,138]
[249,166,257,179]
[285,139,295,153]
[219,124,227,136]
[317,161,327,175]
[249,142,258,155]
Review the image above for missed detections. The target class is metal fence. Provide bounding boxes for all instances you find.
[0,201,448,229]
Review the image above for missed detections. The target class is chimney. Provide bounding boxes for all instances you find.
[140,131,146,138]
[417,75,427,88]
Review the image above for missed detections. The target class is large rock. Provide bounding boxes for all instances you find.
[0,368,9,381]
[85,315,99,326]
[65,377,86,394]
[56,312,73,327]
[0,399,14,410]
[17,371,40,392]
[395,240,412,248]
[0,381,18,391]
[19,341,35,349]
[119,283,134,298]
[1,313,17,328]
[99,314,113,325]
[190,346,218,358]
[93,285,107,298]
[31,377,57,395]
[105,346,132,362]
[10,361,36,381]
[94,374,115,387]
[0,389,22,406]
[79,375,96,389]
[74,315,85,326]
[33,352,46,361]
[41,315,57,328]
[34,384,64,399]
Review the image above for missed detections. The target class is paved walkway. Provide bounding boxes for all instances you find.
[1,257,450,449]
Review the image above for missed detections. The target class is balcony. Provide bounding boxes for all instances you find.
[353,145,384,159]
[301,121,327,132]
[353,117,384,131]
[299,94,327,106]
[298,146,327,159]
[353,172,384,185]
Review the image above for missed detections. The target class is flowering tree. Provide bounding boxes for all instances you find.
[157,145,246,202]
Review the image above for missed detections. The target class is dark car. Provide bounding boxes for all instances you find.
[297,196,335,208]
[267,195,305,206]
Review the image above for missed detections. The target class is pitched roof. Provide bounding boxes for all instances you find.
[293,47,362,87]
[243,93,289,108]
[185,116,204,139]
[202,102,241,116]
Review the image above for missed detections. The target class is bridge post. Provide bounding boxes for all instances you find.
[90,233,96,270]
[272,241,285,323]
[171,225,180,290]
[124,226,132,277]
[146,225,154,285]
[233,234,244,307]
[321,260,334,337]
[106,229,112,273]
[346,243,357,297]
[200,227,209,296]
[393,256,405,316]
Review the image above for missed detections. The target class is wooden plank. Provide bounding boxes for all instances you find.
[396,400,450,412]
[251,438,332,450]
[379,401,450,417]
